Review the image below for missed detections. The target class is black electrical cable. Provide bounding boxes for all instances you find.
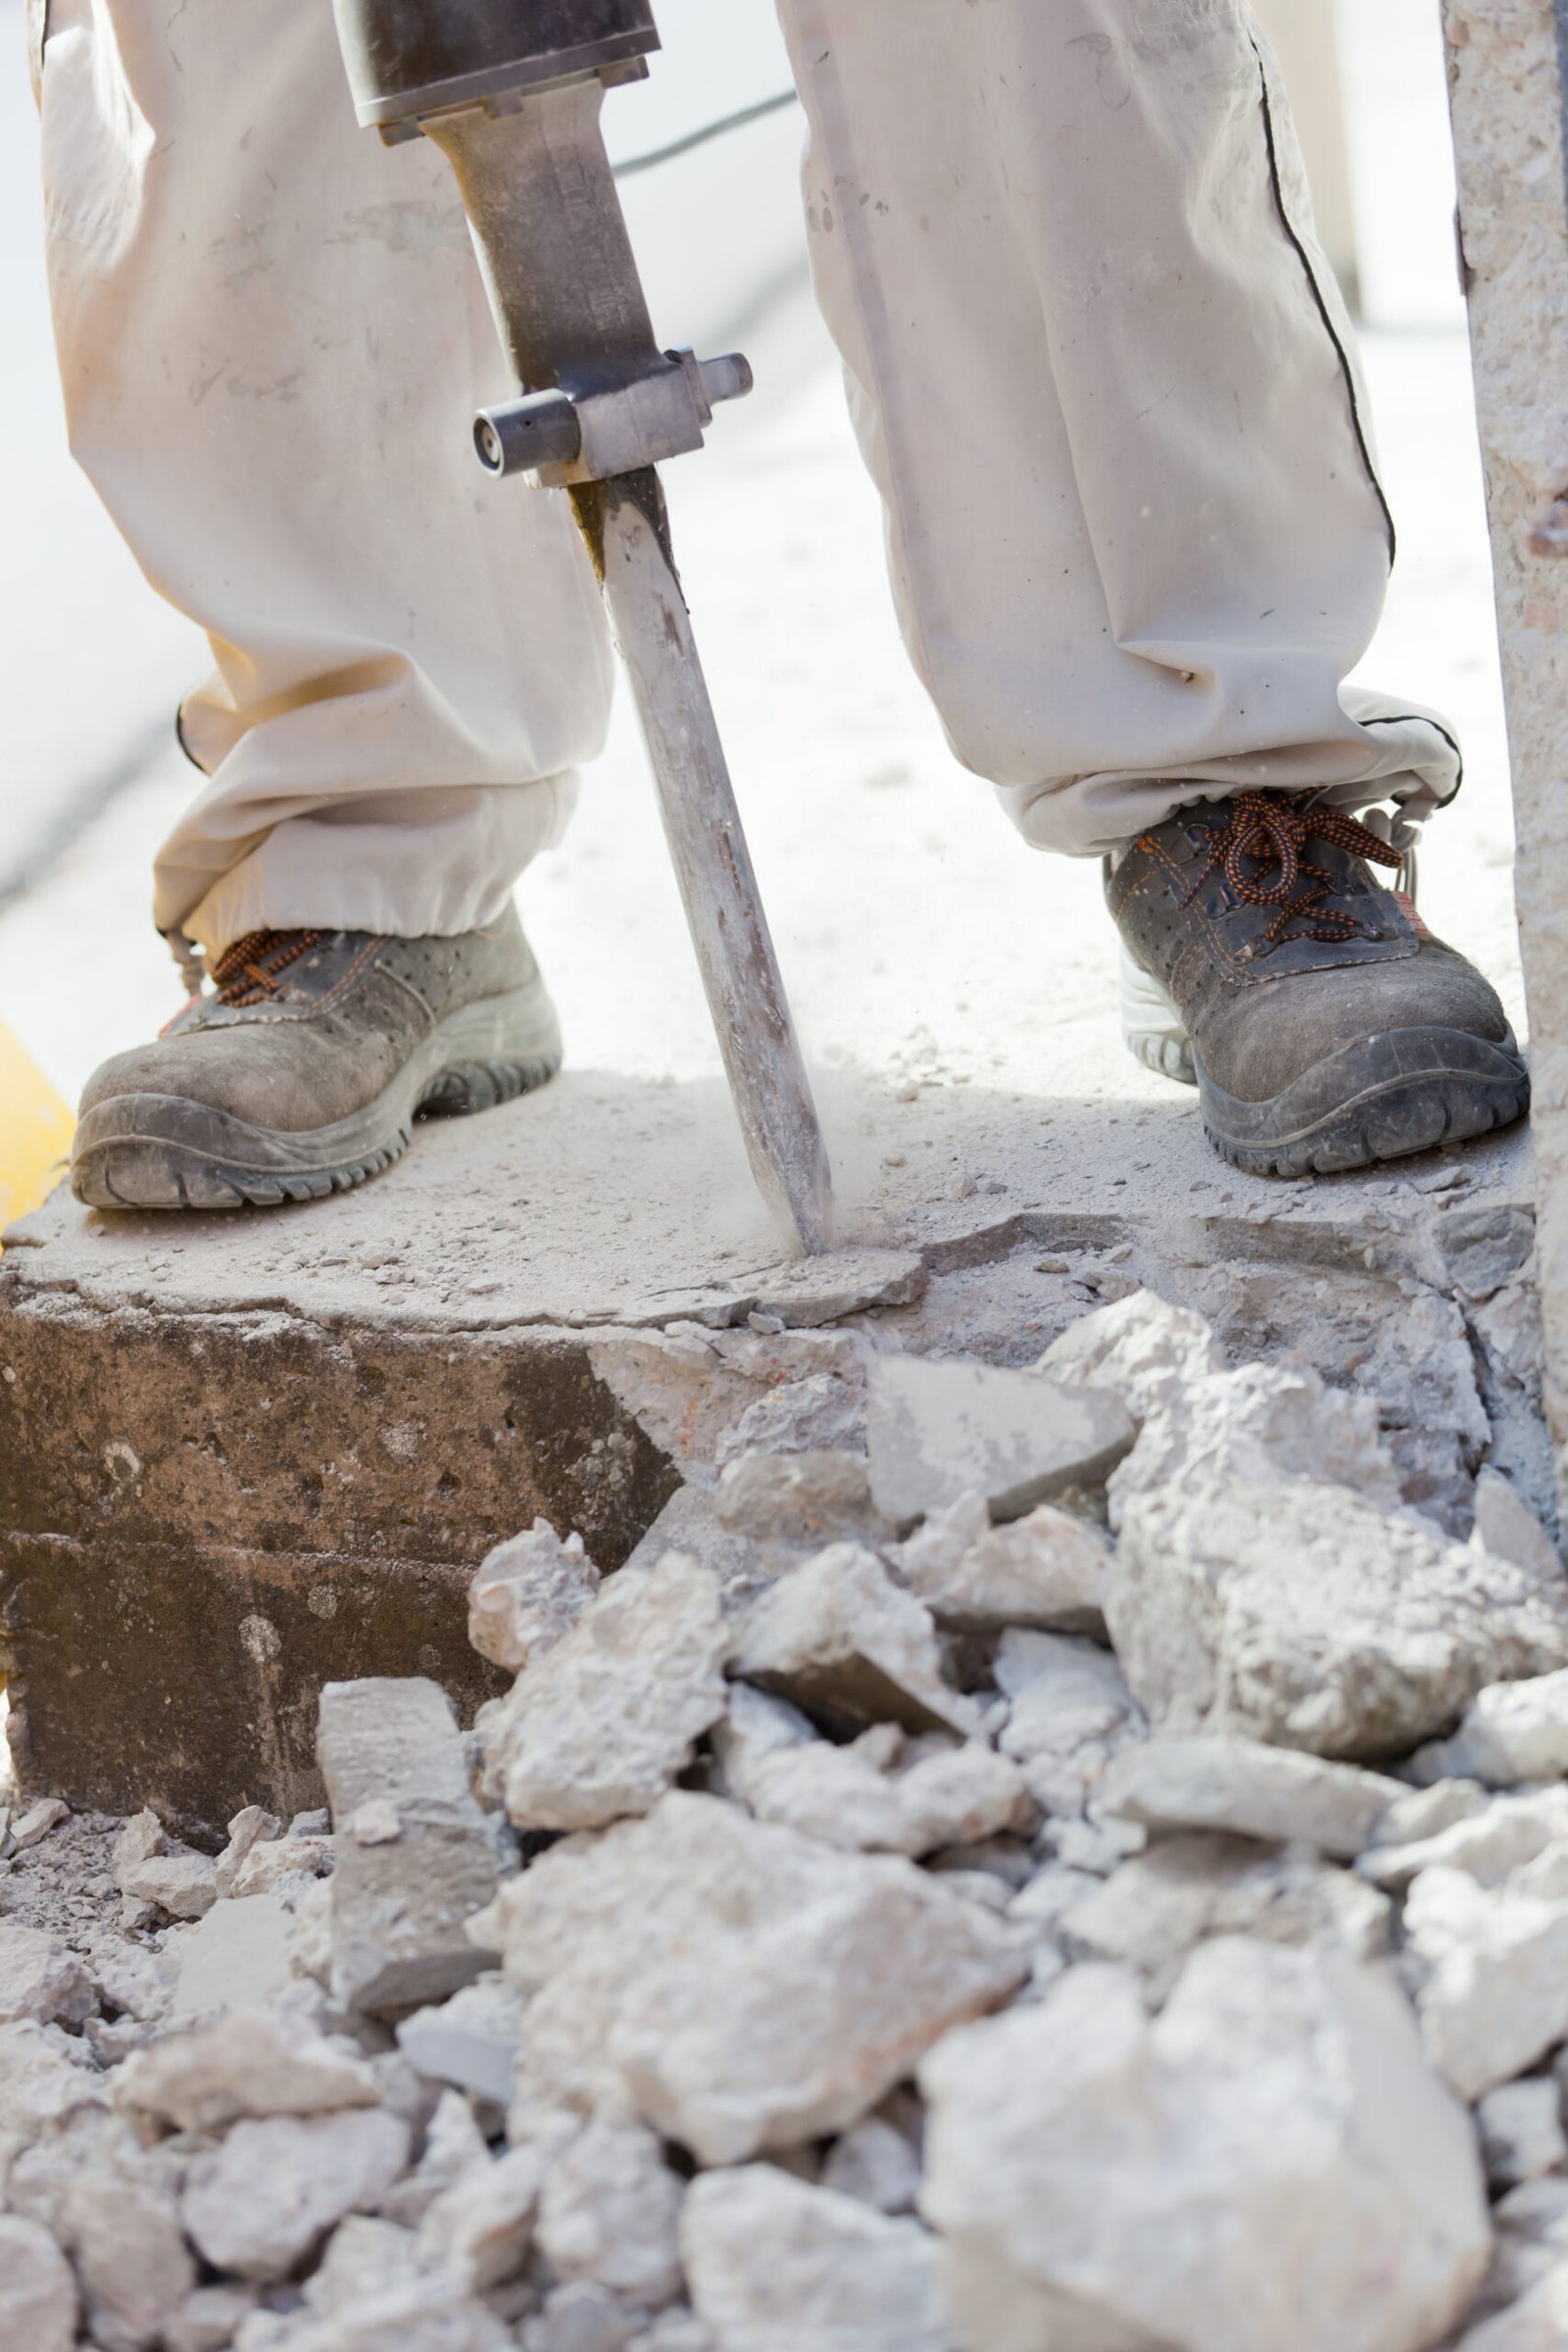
[611,86,799,178]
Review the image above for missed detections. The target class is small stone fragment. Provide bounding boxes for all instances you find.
[0,1920,95,2028]
[1038,1289,1226,1408]
[381,2086,490,2229]
[920,1939,1491,2352]
[492,1790,1026,2164]
[994,1629,1146,1817]
[866,1352,1134,1527]
[419,2137,559,2290]
[172,1889,295,2018]
[1062,1833,1392,1997]
[819,2114,922,2215]
[479,1552,729,1833]
[468,1519,602,1675]
[62,2166,197,2348]
[397,1976,521,2107]
[1100,1736,1403,1860]
[116,2008,382,2131]
[1474,1464,1563,1580]
[120,1852,220,1921]
[619,1485,766,1610]
[1404,1863,1568,2100]
[350,1799,403,1846]
[0,2019,111,2133]
[526,2279,644,2352]
[712,1450,890,1547]
[682,2166,956,2352]
[0,2214,77,2352]
[228,1833,333,1898]
[1479,2080,1568,2192]
[714,1373,867,1466]
[894,1491,1109,1636]
[215,1805,282,1897]
[113,1809,169,1883]
[536,2118,686,2308]
[1416,1669,1568,1789]
[166,2284,263,2352]
[318,1677,504,2016]
[9,1796,69,1850]
[1360,1790,1568,1893]
[1371,1779,1491,1848]
[731,1543,976,1738]
[181,2107,411,2280]
[303,2214,426,2315]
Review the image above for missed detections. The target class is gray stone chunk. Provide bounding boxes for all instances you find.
[920,1940,1491,2352]
[318,1677,505,2017]
[1109,1473,1568,1761]
[478,1552,729,1833]
[1037,1289,1226,1412]
[1107,1354,1403,1517]
[893,1491,1109,1636]
[1061,1834,1392,2000]
[468,1520,602,1676]
[180,2107,411,2281]
[0,2214,77,2352]
[396,1976,521,2107]
[1099,1737,1404,1860]
[865,1353,1134,1528]
[485,1790,1027,2164]
[115,2009,382,2132]
[730,1543,977,1739]
[0,1921,95,2028]
[619,1485,767,1611]
[681,2167,956,2352]
[172,1890,295,2019]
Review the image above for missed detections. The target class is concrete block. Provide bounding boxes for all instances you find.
[318,1677,507,2017]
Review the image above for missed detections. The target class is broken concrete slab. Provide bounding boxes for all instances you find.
[729,1543,977,1738]
[1099,1737,1404,1860]
[919,1940,1491,2352]
[318,1679,506,2017]
[865,1353,1134,1527]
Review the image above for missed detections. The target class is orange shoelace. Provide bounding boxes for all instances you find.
[1174,792,1401,947]
[209,929,326,1007]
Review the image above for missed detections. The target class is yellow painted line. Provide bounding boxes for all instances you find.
[0,1022,74,1235]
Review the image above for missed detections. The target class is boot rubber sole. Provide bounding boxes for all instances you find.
[71,982,562,1211]
[1118,953,1529,1178]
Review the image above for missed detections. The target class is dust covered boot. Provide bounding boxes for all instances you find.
[72,906,561,1209]
[1107,790,1528,1177]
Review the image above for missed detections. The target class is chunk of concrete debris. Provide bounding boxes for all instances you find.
[486,1790,1026,2164]
[0,1921,95,2028]
[1416,1668,1568,1790]
[730,1543,977,1739]
[893,1490,1109,1636]
[1109,1473,1568,1761]
[742,1247,927,1327]
[1108,1357,1402,1514]
[1039,1289,1226,1408]
[469,1519,602,1676]
[866,1352,1134,1527]
[181,2106,411,2280]
[1479,2080,1568,2193]
[0,2019,111,2133]
[715,1373,867,1466]
[712,1450,890,1547]
[619,1484,766,1610]
[0,2214,77,2352]
[168,1888,296,2026]
[419,2135,562,2291]
[1403,1863,1568,2100]
[1100,1737,1403,1860]
[116,2008,381,2131]
[90,1937,179,2026]
[994,1630,1146,1817]
[536,2118,686,2308]
[921,1939,1491,2352]
[479,1552,729,1833]
[397,1976,521,2107]
[1359,1789,1568,1892]
[819,2114,922,2215]
[303,2214,425,2316]
[215,1805,282,1897]
[166,2284,263,2352]
[62,2165,197,2349]
[1475,1464,1562,1581]
[318,1677,505,2016]
[120,1851,220,1922]
[721,1698,1028,1859]
[1372,1779,1492,1851]
[228,1831,333,1898]
[682,2167,956,2352]
[382,2086,490,2229]
[1060,1833,1392,1999]
[9,1795,69,1850]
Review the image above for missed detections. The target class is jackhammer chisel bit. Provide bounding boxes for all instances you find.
[330,0,834,1254]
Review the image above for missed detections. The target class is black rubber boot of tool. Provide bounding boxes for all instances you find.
[72,906,562,1210]
[1106,790,1529,1178]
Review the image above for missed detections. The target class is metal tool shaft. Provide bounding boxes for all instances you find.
[420,92,833,1252]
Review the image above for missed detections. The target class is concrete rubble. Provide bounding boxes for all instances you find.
[9,1283,1568,2347]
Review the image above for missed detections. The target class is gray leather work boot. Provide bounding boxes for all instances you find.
[1108,790,1528,1177]
[72,906,561,1209]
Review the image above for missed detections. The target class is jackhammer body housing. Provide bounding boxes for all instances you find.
[334,0,660,133]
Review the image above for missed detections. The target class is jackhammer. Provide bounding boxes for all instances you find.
[329,0,834,1254]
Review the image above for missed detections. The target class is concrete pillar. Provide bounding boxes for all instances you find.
[1250,0,1362,313]
[1442,0,1568,1507]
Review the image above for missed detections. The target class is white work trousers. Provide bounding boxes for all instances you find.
[36,0,1461,954]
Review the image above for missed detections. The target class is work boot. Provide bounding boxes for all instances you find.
[72,906,561,1210]
[1107,790,1528,1177]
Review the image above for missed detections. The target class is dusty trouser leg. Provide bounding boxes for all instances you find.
[37,0,613,956]
[772,0,1461,857]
